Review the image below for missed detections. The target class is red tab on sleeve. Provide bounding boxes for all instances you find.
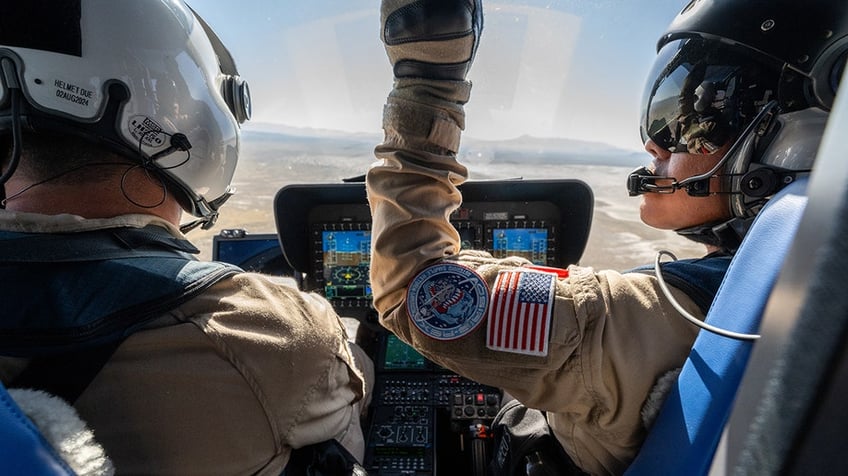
[524,265,569,278]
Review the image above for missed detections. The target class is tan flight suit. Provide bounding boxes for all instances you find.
[366,78,705,475]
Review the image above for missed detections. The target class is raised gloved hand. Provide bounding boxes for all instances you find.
[381,0,483,82]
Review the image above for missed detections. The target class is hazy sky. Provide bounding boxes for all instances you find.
[190,0,685,151]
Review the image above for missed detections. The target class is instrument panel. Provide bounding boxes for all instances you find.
[273,179,593,320]
[215,178,594,475]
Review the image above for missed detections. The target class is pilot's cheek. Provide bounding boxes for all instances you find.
[639,191,681,230]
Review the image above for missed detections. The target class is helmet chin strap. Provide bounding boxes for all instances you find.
[675,216,753,253]
[178,190,232,234]
[179,218,208,234]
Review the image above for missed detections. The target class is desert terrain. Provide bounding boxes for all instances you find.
[190,129,706,272]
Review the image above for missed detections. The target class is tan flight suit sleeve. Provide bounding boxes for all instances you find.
[366,79,705,475]
[178,273,371,472]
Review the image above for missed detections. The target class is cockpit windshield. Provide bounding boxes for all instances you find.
[188,0,705,270]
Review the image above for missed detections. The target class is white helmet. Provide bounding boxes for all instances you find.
[0,1,250,230]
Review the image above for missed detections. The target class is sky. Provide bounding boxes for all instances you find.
[189,0,686,152]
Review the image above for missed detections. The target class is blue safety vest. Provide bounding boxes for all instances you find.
[0,226,240,357]
[626,253,732,315]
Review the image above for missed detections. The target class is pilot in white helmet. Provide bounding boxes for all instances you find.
[0,2,372,474]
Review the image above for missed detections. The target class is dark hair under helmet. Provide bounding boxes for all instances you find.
[631,0,848,251]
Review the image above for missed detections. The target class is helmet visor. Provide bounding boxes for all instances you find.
[640,38,777,155]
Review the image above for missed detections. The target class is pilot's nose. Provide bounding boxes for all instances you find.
[644,139,672,161]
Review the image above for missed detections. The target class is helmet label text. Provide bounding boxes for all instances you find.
[53,79,94,107]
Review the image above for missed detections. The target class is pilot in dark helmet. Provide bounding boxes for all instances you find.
[0,2,371,474]
[630,0,843,252]
[367,0,847,474]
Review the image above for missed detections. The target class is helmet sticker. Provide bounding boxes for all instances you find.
[407,262,489,341]
[129,116,168,148]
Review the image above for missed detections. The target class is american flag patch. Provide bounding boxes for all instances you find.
[486,269,556,356]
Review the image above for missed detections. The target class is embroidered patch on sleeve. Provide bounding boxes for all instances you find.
[486,269,556,356]
[407,262,489,341]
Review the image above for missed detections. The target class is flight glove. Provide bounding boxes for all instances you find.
[381,0,483,81]
[379,0,484,155]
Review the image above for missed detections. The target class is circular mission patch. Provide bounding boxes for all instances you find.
[406,262,489,340]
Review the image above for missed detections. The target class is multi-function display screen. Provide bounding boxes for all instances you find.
[214,236,280,266]
[490,228,549,265]
[382,334,429,370]
[322,229,372,300]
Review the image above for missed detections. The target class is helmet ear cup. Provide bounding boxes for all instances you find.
[726,130,759,218]
[222,75,251,124]
[740,167,781,198]
[809,37,848,111]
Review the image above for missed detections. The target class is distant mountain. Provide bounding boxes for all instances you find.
[242,123,644,168]
[244,123,379,144]
[461,135,644,167]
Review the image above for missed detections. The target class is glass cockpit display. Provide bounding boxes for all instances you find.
[322,229,372,300]
[491,228,549,265]
[382,334,429,370]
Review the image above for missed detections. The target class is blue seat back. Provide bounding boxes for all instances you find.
[624,177,809,476]
[0,381,76,476]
